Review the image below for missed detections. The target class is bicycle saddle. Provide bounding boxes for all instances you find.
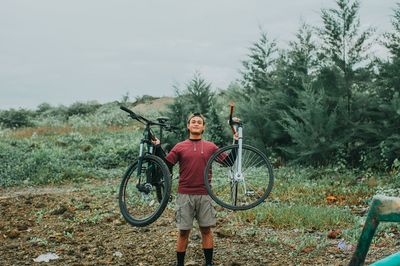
[157,117,169,123]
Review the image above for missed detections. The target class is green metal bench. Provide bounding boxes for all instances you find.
[349,195,400,266]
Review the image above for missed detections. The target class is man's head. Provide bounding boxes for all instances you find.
[187,112,205,136]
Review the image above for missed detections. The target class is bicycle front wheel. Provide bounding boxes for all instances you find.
[204,144,274,211]
[119,155,171,227]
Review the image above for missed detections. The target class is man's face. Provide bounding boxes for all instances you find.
[187,116,205,135]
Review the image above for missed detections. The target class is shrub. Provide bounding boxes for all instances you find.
[0,109,35,129]
[66,101,101,117]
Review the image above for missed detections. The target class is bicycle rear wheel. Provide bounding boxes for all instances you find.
[119,154,171,227]
[204,144,274,211]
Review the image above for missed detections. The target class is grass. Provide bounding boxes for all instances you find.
[226,166,377,231]
[221,165,399,247]
[2,124,399,253]
[0,126,139,187]
[28,236,49,246]
[236,203,355,229]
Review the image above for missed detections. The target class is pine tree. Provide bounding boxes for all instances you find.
[384,3,400,58]
[274,22,318,110]
[378,3,400,101]
[234,31,280,154]
[240,31,277,98]
[371,3,400,168]
[280,87,348,165]
[186,72,214,114]
[204,103,228,147]
[318,0,374,114]
[165,73,227,145]
[165,86,189,141]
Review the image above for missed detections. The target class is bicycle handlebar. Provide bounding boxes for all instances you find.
[229,103,236,134]
[120,106,178,132]
[120,106,134,116]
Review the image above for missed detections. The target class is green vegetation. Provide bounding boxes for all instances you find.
[0,0,399,245]
[0,123,140,187]
[230,166,397,229]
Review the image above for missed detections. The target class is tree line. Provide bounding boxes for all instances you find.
[165,0,400,170]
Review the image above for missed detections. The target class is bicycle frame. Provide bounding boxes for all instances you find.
[119,106,175,226]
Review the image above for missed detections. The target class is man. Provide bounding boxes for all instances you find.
[158,112,237,266]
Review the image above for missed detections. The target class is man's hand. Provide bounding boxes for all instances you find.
[233,132,239,141]
[152,137,161,145]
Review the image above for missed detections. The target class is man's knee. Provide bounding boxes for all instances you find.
[200,227,211,235]
[179,229,190,238]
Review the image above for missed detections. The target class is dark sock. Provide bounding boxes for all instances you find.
[177,251,185,266]
[203,248,213,265]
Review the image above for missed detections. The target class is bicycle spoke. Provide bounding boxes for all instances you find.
[205,144,274,210]
[119,155,171,227]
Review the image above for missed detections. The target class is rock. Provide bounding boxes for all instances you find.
[50,205,68,215]
[64,227,74,234]
[327,229,342,239]
[62,211,75,219]
[113,251,123,257]
[33,253,59,262]
[16,223,29,231]
[113,219,126,226]
[190,234,200,241]
[24,197,33,205]
[215,228,235,238]
[6,229,20,239]
[35,202,46,208]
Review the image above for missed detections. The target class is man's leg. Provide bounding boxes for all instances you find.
[200,226,213,265]
[176,229,190,266]
[175,194,194,266]
[197,195,216,266]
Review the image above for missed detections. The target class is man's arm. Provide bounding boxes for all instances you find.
[219,139,238,166]
[152,138,176,175]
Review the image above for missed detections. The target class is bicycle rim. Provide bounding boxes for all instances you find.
[204,144,274,210]
[119,155,171,227]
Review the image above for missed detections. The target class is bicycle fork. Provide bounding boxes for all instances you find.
[136,142,145,177]
[136,141,154,175]
[232,126,251,196]
[236,126,243,178]
[136,142,154,197]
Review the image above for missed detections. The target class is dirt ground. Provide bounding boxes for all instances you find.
[0,179,398,266]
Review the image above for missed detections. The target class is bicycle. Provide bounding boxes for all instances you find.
[118,106,176,227]
[203,103,274,210]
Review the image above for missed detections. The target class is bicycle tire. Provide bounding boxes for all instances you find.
[119,154,171,227]
[204,144,274,211]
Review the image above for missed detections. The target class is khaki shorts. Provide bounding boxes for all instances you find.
[175,193,217,230]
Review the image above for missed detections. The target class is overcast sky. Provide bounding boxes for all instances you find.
[0,0,398,110]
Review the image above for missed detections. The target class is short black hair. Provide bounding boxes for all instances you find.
[187,112,206,125]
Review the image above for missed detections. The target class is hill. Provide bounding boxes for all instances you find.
[131,96,174,114]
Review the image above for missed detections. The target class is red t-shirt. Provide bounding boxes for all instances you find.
[165,139,219,195]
